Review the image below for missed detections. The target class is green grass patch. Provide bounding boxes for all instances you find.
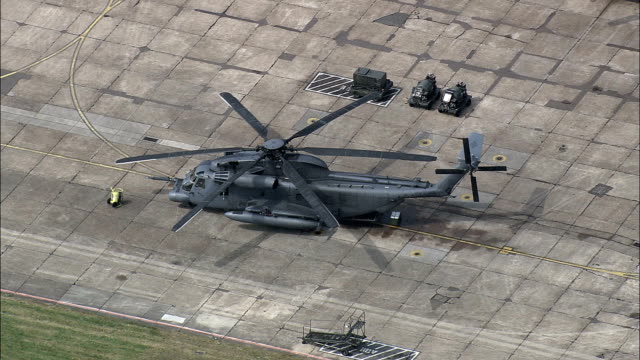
[1,294,306,360]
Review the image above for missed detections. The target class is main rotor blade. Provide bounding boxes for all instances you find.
[299,147,437,162]
[280,156,339,228]
[171,158,263,232]
[286,92,381,142]
[470,175,480,202]
[219,92,269,140]
[116,147,250,164]
[462,137,472,166]
[435,169,466,174]
[477,166,508,171]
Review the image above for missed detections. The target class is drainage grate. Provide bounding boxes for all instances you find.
[588,183,613,197]
[305,72,402,107]
[320,339,419,360]
[142,136,158,142]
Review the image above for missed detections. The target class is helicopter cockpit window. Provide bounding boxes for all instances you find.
[195,177,206,188]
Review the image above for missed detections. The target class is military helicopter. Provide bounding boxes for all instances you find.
[116,92,506,232]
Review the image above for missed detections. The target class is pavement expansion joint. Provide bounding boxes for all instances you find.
[382,224,640,280]
[1,1,639,359]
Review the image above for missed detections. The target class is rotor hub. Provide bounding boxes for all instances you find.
[263,138,286,151]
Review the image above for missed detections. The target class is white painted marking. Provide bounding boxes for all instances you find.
[161,314,186,324]
[307,78,348,91]
[320,339,419,360]
[157,139,200,150]
[305,73,400,108]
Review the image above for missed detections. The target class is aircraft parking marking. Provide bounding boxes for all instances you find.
[417,138,433,147]
[1,143,159,178]
[319,340,419,360]
[305,72,402,107]
[1,0,171,179]
[384,224,639,280]
[492,154,507,162]
[0,0,122,80]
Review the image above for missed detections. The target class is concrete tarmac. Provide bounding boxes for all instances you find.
[1,0,638,359]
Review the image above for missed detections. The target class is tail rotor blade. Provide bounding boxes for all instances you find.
[435,169,466,174]
[462,137,472,166]
[477,166,507,171]
[470,175,480,202]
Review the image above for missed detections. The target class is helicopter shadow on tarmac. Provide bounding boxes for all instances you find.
[214,231,274,268]
[173,204,392,273]
[395,187,553,253]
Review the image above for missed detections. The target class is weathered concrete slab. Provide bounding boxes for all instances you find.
[1,1,639,359]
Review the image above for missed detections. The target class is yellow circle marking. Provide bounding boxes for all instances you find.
[307,117,319,125]
[417,138,433,147]
[380,223,639,280]
[460,194,473,201]
[410,250,424,257]
[492,154,507,162]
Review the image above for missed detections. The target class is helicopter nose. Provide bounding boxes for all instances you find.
[168,179,189,202]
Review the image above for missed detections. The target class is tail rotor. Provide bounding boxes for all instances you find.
[435,135,507,202]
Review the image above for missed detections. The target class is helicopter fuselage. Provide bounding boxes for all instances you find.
[168,151,447,229]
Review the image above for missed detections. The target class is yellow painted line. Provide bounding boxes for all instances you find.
[0,0,118,79]
[0,38,81,79]
[64,0,171,179]
[1,143,160,178]
[3,0,182,179]
[499,246,513,255]
[382,224,639,280]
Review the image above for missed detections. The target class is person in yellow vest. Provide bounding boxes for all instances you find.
[108,187,124,208]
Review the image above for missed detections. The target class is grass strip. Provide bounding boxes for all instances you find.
[1,294,306,360]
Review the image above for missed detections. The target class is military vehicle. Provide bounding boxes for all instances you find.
[438,82,472,116]
[408,73,440,109]
[350,67,393,99]
[116,92,505,232]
